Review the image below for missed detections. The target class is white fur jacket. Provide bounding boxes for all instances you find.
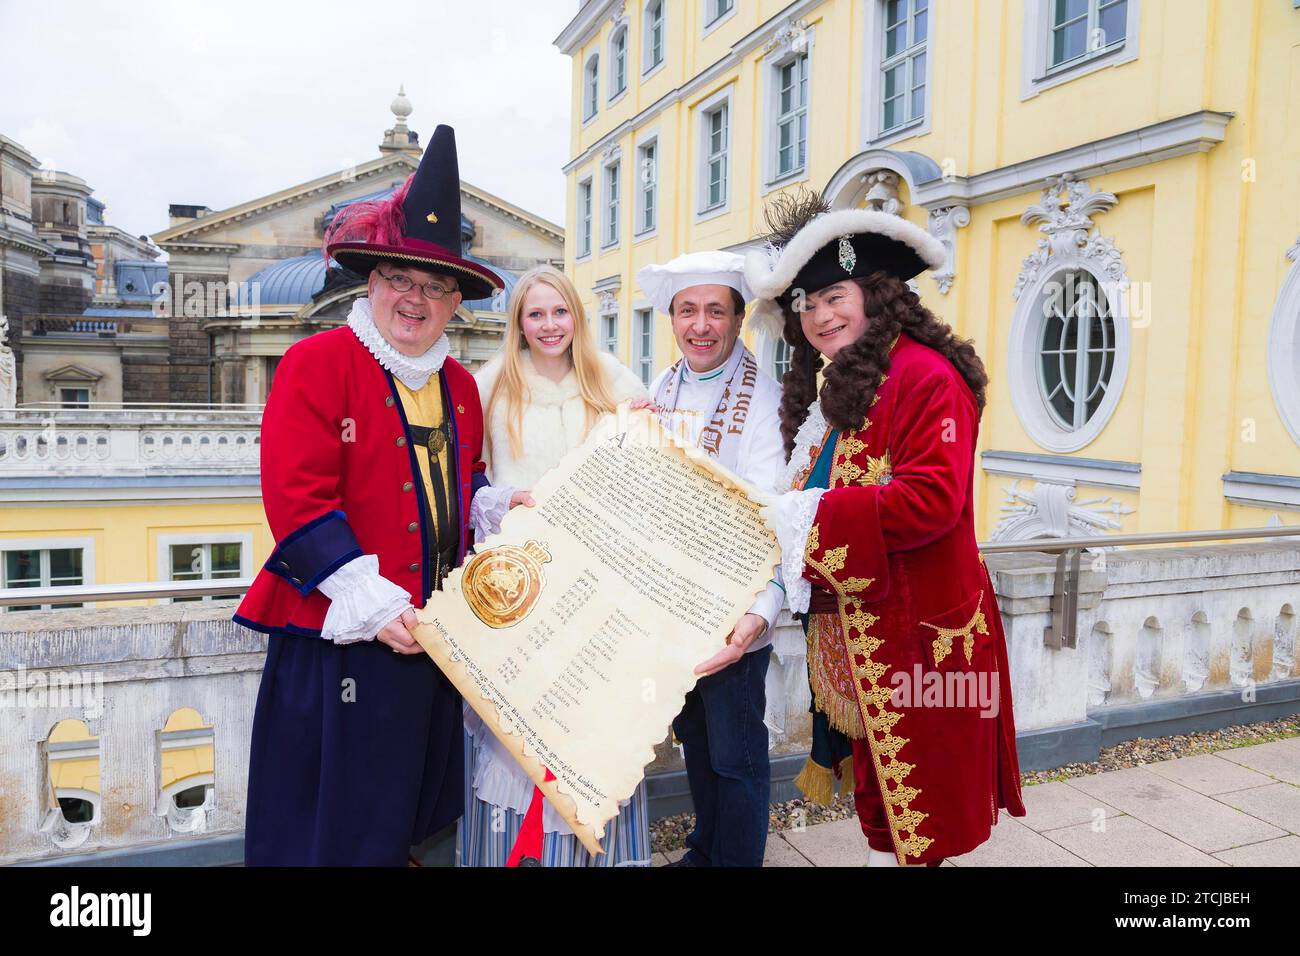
[474,349,647,491]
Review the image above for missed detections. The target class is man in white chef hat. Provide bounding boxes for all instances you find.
[636,250,785,867]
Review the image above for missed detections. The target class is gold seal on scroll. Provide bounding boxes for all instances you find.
[462,540,552,629]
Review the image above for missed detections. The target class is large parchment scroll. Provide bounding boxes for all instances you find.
[412,408,779,856]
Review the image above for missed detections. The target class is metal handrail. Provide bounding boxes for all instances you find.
[2,526,1297,609]
[979,524,1300,554]
[0,578,254,608]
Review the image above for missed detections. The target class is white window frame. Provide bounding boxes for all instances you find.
[583,53,601,123]
[702,0,737,35]
[634,133,659,238]
[1008,264,1131,452]
[0,537,95,611]
[576,176,594,259]
[642,0,666,78]
[633,306,656,388]
[1021,0,1141,100]
[601,312,620,356]
[1267,245,1300,448]
[861,0,934,148]
[609,25,629,103]
[601,158,622,249]
[696,86,733,220]
[762,31,814,192]
[156,532,252,604]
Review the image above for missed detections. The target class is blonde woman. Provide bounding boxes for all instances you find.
[459,265,649,867]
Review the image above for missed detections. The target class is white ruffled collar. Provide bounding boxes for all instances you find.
[347,298,450,390]
[781,399,830,491]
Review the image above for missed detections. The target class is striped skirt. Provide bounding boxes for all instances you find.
[456,730,652,867]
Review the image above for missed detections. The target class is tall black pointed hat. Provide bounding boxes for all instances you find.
[325,124,502,300]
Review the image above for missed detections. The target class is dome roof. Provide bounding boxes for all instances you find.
[246,254,326,305]
[244,251,516,311]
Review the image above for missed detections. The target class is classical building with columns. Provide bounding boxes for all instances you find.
[150,89,564,404]
[556,0,1300,541]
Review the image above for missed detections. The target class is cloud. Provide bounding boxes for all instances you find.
[0,0,574,236]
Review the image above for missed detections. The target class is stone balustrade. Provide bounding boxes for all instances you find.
[0,407,261,477]
[1,539,1297,864]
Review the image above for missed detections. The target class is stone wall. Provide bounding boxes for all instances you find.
[121,352,172,404]
[165,272,222,404]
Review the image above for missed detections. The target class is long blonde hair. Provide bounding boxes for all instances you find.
[487,265,619,460]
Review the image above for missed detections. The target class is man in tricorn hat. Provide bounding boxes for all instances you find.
[747,191,1026,866]
[235,125,528,866]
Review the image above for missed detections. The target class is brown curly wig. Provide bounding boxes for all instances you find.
[777,271,989,456]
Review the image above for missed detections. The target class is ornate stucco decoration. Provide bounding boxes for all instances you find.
[991,478,1133,541]
[927,204,970,295]
[1012,172,1125,301]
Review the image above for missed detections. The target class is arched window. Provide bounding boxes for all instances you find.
[583,54,600,121]
[643,1,665,73]
[1008,175,1129,452]
[609,27,628,100]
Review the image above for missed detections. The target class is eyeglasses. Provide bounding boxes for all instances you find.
[376,268,457,300]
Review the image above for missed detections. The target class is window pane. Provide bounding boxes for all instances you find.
[1052,20,1088,64]
[914,7,928,44]
[884,64,901,99]
[211,543,242,576]
[1098,0,1127,47]
[886,0,905,28]
[910,84,925,124]
[1054,0,1088,25]
[171,544,202,580]
[5,550,40,587]
[48,549,82,584]
[883,96,900,131]
[885,22,905,58]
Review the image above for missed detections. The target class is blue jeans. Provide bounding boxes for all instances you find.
[671,645,771,867]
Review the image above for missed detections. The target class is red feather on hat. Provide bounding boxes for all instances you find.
[321,174,413,263]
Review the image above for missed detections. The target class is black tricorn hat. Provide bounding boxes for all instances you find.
[325,125,502,301]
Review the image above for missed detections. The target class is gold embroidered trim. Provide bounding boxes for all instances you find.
[920,590,990,666]
[830,430,869,487]
[821,545,848,573]
[837,593,934,864]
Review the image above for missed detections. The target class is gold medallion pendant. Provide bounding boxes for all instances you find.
[462,540,552,629]
[426,428,447,456]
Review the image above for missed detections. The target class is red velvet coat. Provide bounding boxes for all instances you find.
[799,334,1026,864]
[234,327,487,636]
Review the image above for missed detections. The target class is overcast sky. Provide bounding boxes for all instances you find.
[0,0,575,239]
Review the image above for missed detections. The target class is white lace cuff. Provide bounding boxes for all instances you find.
[317,554,413,644]
[470,483,515,543]
[761,488,827,616]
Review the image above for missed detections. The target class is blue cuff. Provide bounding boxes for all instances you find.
[471,470,491,497]
[265,510,364,596]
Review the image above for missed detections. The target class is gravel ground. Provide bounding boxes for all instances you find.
[649,715,1300,853]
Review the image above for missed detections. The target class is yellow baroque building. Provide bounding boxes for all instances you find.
[556,0,1300,540]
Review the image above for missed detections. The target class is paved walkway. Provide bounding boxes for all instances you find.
[653,736,1300,866]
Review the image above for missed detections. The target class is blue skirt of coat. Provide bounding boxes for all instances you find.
[244,632,463,866]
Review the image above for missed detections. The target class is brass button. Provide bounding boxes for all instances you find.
[277,561,290,570]
[408,563,419,572]
[385,396,395,407]
[402,481,413,492]
[290,577,303,587]
[408,522,418,532]
[396,436,407,448]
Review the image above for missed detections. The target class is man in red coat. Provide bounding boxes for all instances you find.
[234,125,527,866]
[746,192,1026,866]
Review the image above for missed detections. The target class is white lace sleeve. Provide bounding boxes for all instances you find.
[316,554,413,644]
[469,483,516,542]
[761,488,828,616]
